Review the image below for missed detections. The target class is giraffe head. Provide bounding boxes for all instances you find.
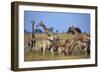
[69,26,81,34]
[30,20,35,25]
[39,21,45,27]
[70,26,75,32]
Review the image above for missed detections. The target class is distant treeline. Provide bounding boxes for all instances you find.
[24,26,82,34]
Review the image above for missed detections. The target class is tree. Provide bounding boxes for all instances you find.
[67,26,81,34]
[34,28,43,33]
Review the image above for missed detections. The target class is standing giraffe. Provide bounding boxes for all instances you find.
[39,21,60,56]
[39,21,54,36]
[29,20,36,52]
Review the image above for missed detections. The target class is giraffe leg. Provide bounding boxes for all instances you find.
[43,46,46,56]
[57,47,62,56]
[50,47,54,56]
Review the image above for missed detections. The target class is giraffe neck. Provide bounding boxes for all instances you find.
[32,23,35,39]
[40,24,53,36]
[72,28,79,36]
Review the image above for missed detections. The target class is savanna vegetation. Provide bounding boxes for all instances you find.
[24,32,90,61]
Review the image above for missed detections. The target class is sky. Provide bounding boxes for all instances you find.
[24,11,90,33]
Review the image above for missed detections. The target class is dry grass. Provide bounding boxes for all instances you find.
[24,51,90,61]
[24,33,74,42]
[24,32,90,61]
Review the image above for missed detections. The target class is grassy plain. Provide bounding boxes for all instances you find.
[24,32,90,61]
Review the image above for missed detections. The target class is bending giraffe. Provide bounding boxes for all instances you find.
[70,26,90,55]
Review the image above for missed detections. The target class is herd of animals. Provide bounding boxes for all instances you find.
[24,21,90,57]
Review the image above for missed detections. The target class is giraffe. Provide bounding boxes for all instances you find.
[39,21,54,36]
[39,21,60,56]
[80,33,90,55]
[28,20,36,52]
[70,26,90,55]
[57,34,83,56]
[56,26,82,55]
[70,26,81,37]
[70,26,90,41]
[57,26,90,56]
